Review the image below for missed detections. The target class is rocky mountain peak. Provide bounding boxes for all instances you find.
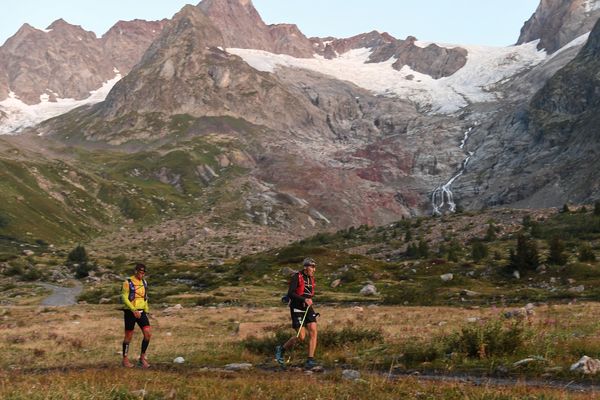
[197,0,314,57]
[517,0,600,53]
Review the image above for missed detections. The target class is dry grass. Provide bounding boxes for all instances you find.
[1,303,600,398]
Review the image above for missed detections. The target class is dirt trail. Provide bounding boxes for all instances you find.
[40,282,83,306]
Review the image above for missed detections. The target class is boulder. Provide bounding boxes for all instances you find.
[440,273,453,282]
[570,356,600,374]
[330,279,341,288]
[569,285,585,293]
[224,363,253,371]
[342,369,361,381]
[359,284,377,296]
[163,304,184,314]
[173,356,185,364]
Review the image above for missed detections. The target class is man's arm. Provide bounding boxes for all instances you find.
[287,274,305,302]
[121,281,136,312]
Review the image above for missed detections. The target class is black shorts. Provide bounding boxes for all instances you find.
[123,310,150,331]
[290,306,317,329]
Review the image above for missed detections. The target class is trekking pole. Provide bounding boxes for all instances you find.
[296,307,310,338]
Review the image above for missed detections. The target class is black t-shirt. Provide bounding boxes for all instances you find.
[288,272,313,310]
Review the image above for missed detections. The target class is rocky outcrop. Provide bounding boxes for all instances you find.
[101,19,169,73]
[369,36,467,79]
[313,31,467,79]
[198,0,314,57]
[517,0,600,53]
[0,19,166,104]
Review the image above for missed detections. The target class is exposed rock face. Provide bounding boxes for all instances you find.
[517,0,600,53]
[46,4,324,143]
[314,31,467,79]
[101,19,169,73]
[369,36,468,79]
[36,1,473,229]
[198,0,314,57]
[457,18,600,209]
[0,19,166,104]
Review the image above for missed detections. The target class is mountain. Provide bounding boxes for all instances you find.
[198,0,314,57]
[0,18,167,105]
[456,18,600,209]
[517,0,600,53]
[0,0,599,259]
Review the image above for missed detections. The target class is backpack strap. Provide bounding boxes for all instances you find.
[127,278,135,301]
[142,279,148,301]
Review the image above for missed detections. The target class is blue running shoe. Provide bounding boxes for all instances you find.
[275,345,285,367]
[304,358,317,369]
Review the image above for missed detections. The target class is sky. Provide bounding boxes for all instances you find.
[0,0,540,47]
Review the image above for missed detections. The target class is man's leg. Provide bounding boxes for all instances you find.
[306,322,317,358]
[122,330,134,367]
[138,319,152,368]
[122,310,136,368]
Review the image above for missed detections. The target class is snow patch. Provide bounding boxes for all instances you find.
[0,72,122,135]
[550,32,591,59]
[584,0,600,12]
[229,41,546,114]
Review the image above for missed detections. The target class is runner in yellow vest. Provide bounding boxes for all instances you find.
[121,263,151,368]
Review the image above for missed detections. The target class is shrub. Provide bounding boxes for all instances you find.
[67,245,88,264]
[578,243,596,262]
[445,319,529,358]
[401,319,531,365]
[595,201,600,216]
[243,326,383,355]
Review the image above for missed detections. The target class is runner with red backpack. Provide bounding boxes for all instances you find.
[275,257,319,369]
[121,263,152,368]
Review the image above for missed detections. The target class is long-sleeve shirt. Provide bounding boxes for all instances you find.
[121,276,149,312]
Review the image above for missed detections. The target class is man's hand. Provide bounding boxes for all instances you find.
[304,298,313,307]
[133,310,142,319]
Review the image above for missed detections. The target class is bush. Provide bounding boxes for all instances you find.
[67,245,88,264]
[578,243,597,262]
[401,319,531,365]
[445,319,529,358]
[243,326,384,355]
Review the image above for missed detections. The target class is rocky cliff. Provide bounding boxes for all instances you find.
[457,18,600,209]
[0,19,166,104]
[517,0,600,53]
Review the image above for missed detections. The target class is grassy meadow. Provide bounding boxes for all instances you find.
[2,205,600,397]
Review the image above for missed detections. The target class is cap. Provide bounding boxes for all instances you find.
[303,257,316,267]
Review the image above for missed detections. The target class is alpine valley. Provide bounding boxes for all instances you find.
[0,0,599,261]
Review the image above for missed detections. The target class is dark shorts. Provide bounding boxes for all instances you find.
[123,310,150,331]
[290,306,317,329]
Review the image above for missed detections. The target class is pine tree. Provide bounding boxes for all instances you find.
[595,201,600,216]
[418,239,429,259]
[484,222,497,242]
[510,234,539,271]
[547,236,567,265]
[471,240,489,262]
